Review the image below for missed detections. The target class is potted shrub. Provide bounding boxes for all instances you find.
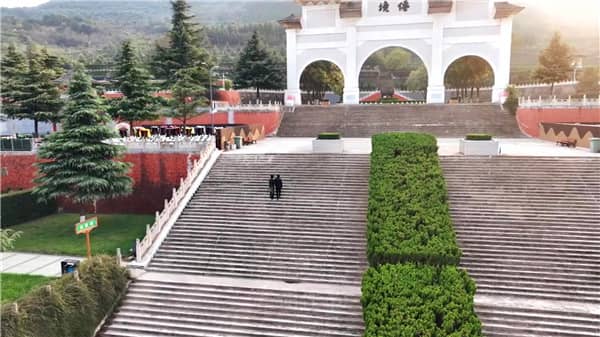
[459,133,500,155]
[313,132,343,153]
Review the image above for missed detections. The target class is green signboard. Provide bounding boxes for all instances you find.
[75,217,98,234]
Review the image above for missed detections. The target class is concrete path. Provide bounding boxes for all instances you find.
[0,252,83,277]
[227,137,600,156]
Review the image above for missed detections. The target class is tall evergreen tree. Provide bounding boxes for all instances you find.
[0,44,27,100]
[34,67,132,214]
[152,0,210,86]
[534,32,572,94]
[234,31,284,99]
[576,67,600,97]
[109,40,160,135]
[2,46,64,137]
[170,68,207,129]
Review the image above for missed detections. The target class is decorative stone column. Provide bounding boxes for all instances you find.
[283,27,302,106]
[343,26,360,104]
[427,16,445,103]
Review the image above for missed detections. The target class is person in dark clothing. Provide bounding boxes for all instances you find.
[274,174,283,200]
[269,175,275,200]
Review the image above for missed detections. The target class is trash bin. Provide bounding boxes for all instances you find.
[234,136,242,149]
[590,138,600,153]
[61,259,80,275]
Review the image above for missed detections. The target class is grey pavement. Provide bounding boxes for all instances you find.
[226,137,600,156]
[0,252,83,277]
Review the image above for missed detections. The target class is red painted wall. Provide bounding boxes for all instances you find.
[517,107,600,137]
[1,152,199,214]
[1,153,37,192]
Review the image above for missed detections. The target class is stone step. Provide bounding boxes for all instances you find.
[481,322,598,337]
[462,261,599,276]
[455,226,599,237]
[461,257,599,271]
[145,266,361,285]
[160,239,366,252]
[154,251,367,266]
[461,247,600,261]
[169,227,365,239]
[172,222,366,235]
[177,213,367,224]
[157,246,364,260]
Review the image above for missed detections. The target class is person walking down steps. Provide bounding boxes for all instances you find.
[269,175,275,200]
[275,174,283,200]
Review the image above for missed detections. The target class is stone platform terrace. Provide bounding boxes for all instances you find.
[230,137,600,157]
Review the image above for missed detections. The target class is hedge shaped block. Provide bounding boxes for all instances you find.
[368,133,461,266]
[362,264,482,337]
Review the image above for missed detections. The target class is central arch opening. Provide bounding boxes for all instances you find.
[299,61,344,105]
[359,47,428,103]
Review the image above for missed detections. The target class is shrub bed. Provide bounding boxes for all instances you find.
[0,190,57,227]
[317,132,341,140]
[368,133,461,266]
[0,255,128,337]
[362,264,482,337]
[465,134,492,141]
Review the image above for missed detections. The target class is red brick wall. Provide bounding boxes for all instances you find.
[1,153,37,192]
[1,152,199,214]
[517,107,600,137]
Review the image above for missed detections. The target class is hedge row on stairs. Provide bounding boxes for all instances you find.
[362,133,482,337]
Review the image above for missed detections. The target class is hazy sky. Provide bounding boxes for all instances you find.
[2,0,599,14]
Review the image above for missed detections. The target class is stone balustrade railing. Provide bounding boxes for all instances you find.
[130,138,216,263]
[107,135,213,153]
[519,95,600,108]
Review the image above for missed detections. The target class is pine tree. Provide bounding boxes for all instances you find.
[576,67,600,97]
[34,67,132,213]
[234,31,284,99]
[152,0,210,86]
[170,68,207,129]
[0,44,27,99]
[534,32,572,95]
[109,40,160,135]
[2,46,64,137]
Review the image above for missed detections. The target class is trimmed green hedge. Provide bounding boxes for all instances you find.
[0,190,57,227]
[0,255,128,337]
[317,132,341,140]
[362,264,482,337]
[368,133,461,266]
[465,134,492,141]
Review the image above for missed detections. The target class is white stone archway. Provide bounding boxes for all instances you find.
[280,0,523,105]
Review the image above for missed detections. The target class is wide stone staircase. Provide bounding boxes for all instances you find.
[441,156,600,337]
[100,154,369,337]
[278,103,523,137]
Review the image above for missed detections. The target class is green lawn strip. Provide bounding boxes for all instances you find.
[362,264,482,337]
[1,273,55,304]
[10,213,154,256]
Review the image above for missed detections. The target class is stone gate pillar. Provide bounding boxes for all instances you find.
[343,26,360,104]
[427,15,445,103]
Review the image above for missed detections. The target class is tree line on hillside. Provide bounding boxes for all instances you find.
[2,0,286,138]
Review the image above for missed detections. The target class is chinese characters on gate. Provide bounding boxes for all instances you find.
[378,0,410,13]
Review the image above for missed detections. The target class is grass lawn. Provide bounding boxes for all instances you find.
[11,213,154,256]
[1,273,55,304]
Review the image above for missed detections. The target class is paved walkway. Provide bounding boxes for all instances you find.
[227,137,600,156]
[0,252,83,277]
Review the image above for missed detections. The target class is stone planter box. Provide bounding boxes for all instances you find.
[313,139,344,153]
[459,139,500,155]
